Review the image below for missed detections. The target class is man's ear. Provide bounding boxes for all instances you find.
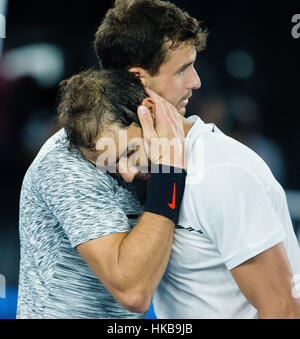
[141,97,156,121]
[128,67,150,87]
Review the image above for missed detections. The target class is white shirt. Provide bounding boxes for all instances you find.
[152,116,300,319]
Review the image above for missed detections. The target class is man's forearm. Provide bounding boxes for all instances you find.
[114,212,174,310]
[111,166,186,311]
[77,210,174,313]
[77,211,175,313]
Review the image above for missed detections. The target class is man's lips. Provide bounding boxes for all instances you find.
[138,172,152,181]
[182,99,189,106]
[137,166,152,181]
[181,94,192,106]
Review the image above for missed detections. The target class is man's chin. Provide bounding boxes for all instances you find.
[136,172,152,181]
[178,106,187,116]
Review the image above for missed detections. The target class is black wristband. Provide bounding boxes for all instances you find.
[143,165,187,224]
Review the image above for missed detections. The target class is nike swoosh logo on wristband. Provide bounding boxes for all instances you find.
[168,182,176,210]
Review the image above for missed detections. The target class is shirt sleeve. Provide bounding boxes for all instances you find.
[193,164,287,270]
[34,150,131,248]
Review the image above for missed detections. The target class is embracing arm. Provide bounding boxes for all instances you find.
[231,243,300,318]
[77,212,174,313]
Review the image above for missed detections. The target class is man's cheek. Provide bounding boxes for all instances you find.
[129,152,149,173]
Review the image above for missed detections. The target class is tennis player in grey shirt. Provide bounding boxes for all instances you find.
[17,69,187,319]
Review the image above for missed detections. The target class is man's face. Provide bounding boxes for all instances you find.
[82,122,150,183]
[142,41,201,115]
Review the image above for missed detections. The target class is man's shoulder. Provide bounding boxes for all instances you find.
[188,122,274,182]
[31,129,88,173]
[30,128,68,167]
[186,118,246,162]
[25,128,115,191]
[187,126,275,198]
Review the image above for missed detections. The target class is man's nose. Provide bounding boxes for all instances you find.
[188,67,201,90]
[118,157,138,183]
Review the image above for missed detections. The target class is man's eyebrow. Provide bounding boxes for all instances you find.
[174,50,197,75]
[116,148,128,164]
[116,145,136,164]
[175,61,194,74]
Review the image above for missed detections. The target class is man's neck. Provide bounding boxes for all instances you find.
[182,117,194,137]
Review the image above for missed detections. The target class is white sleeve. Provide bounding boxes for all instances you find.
[193,165,287,270]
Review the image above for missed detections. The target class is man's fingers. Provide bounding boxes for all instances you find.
[138,94,185,168]
[144,87,158,100]
[138,105,161,164]
[137,105,157,141]
[144,87,178,126]
[144,87,184,138]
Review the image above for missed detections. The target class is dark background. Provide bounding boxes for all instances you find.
[0,0,299,318]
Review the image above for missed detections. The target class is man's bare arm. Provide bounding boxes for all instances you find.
[231,242,300,318]
[77,212,174,313]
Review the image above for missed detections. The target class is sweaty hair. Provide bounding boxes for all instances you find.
[94,0,207,75]
[57,68,147,151]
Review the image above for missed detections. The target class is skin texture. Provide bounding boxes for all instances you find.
[77,212,174,313]
[231,243,300,318]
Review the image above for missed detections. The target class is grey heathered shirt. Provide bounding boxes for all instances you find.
[17,128,146,319]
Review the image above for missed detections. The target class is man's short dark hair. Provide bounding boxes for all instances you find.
[94,0,207,75]
[57,69,147,151]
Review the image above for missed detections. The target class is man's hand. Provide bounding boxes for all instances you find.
[137,88,186,169]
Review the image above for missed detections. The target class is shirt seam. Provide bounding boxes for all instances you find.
[40,235,65,319]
